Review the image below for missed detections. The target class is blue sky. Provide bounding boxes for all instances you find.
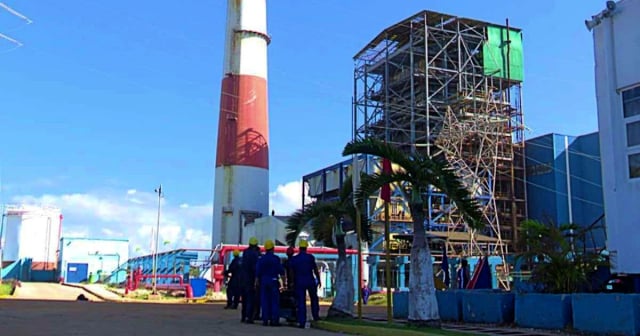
[0,1,607,254]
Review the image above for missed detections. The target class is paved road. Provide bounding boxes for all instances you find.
[12,282,101,301]
[0,300,337,336]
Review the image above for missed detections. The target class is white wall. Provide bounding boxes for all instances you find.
[592,0,640,274]
[59,238,129,280]
[243,216,287,245]
[3,206,61,264]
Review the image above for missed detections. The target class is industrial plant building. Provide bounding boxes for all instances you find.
[58,237,129,283]
[0,205,130,283]
[303,131,606,290]
[525,132,606,250]
[2,205,62,270]
[300,9,613,291]
[346,10,526,289]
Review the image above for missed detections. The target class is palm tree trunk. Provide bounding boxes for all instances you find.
[408,202,440,326]
[328,234,354,318]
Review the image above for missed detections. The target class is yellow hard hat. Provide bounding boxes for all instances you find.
[264,240,275,250]
[299,240,308,248]
[232,249,240,257]
[249,237,258,246]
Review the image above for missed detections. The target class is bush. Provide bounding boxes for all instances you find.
[516,220,608,294]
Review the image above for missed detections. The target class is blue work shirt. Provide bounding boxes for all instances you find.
[290,251,319,287]
[255,251,284,286]
[240,247,260,287]
[225,256,242,288]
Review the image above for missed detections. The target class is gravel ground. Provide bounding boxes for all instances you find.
[0,299,338,336]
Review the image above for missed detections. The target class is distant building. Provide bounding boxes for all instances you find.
[58,237,129,283]
[2,205,62,270]
[525,133,606,250]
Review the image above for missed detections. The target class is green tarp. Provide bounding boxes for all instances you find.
[483,26,524,82]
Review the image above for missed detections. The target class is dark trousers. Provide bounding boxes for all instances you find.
[254,285,261,320]
[226,285,239,308]
[260,281,280,325]
[362,288,370,305]
[241,288,256,322]
[295,284,320,326]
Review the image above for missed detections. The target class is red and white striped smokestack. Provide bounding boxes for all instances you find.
[213,0,270,247]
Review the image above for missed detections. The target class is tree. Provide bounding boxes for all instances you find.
[516,219,608,294]
[343,138,483,326]
[286,175,371,317]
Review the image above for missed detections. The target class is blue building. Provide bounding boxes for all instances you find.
[58,237,129,283]
[525,132,606,250]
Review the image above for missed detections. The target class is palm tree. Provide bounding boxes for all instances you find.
[343,138,483,326]
[516,219,608,294]
[286,176,371,317]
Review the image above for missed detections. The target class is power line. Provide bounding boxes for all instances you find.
[525,139,601,162]
[525,153,602,189]
[0,3,32,24]
[0,2,32,52]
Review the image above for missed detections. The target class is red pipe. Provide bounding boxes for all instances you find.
[137,274,184,285]
[126,270,193,298]
[216,244,358,264]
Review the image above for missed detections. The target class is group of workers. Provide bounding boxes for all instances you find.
[224,237,321,328]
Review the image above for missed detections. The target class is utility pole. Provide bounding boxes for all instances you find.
[152,185,163,295]
[0,210,5,285]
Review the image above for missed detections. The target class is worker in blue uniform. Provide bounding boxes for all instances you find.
[283,247,296,290]
[290,240,321,328]
[224,249,242,309]
[255,240,285,326]
[240,237,260,324]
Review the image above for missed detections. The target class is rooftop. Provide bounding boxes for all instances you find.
[354,9,522,59]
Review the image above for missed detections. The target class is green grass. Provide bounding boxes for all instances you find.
[316,319,469,336]
[0,283,14,296]
[367,293,390,306]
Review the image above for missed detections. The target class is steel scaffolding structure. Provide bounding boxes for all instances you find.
[353,10,526,287]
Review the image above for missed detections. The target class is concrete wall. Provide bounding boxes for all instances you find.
[59,237,129,282]
[242,215,288,245]
[592,0,640,274]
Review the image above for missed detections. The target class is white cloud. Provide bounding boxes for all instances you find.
[11,189,213,258]
[269,180,305,216]
[9,179,305,257]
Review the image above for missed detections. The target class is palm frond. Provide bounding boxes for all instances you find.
[344,138,482,230]
[311,213,338,248]
[337,173,372,244]
[285,208,308,247]
[354,171,413,207]
[420,159,484,230]
[343,138,422,177]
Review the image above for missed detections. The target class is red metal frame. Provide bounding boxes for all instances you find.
[124,268,193,298]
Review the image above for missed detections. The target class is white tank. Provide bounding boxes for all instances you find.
[3,205,62,267]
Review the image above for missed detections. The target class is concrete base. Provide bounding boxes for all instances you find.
[462,290,514,325]
[392,291,409,319]
[572,294,640,335]
[515,293,572,330]
[147,293,162,301]
[436,290,463,322]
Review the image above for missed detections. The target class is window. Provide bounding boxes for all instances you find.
[629,153,640,179]
[623,86,640,118]
[627,121,640,147]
